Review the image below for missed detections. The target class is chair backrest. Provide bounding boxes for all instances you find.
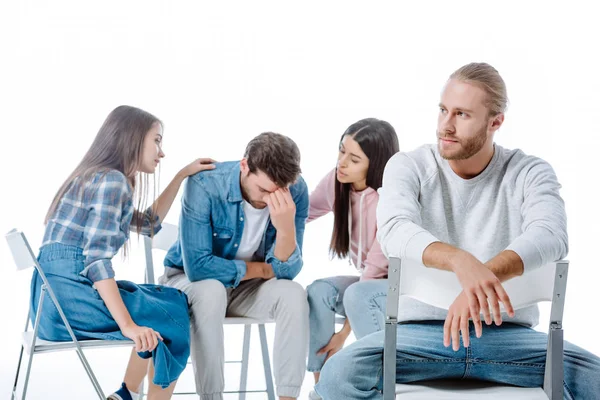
[151,223,179,251]
[5,229,39,271]
[143,222,179,284]
[391,258,569,314]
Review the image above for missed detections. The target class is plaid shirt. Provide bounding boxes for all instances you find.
[42,170,161,282]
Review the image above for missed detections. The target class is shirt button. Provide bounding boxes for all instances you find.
[240,217,244,221]
[234,243,238,247]
[213,233,217,237]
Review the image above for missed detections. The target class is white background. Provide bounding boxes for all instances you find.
[1,1,599,398]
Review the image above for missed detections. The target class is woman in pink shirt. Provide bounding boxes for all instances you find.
[306,118,399,397]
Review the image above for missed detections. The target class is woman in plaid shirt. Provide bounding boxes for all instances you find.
[32,105,214,399]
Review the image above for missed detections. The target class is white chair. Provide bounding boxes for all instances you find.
[142,222,276,400]
[383,257,569,400]
[5,229,136,400]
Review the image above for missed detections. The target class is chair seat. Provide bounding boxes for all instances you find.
[22,331,134,355]
[395,380,548,399]
[223,316,274,325]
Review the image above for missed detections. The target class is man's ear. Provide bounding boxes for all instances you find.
[240,158,249,175]
[490,113,505,132]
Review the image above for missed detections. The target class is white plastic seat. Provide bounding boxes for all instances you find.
[383,257,568,399]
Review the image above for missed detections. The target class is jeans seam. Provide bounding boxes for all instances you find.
[470,360,545,368]
[368,292,386,331]
[564,381,575,400]
[463,346,472,378]
[397,359,464,364]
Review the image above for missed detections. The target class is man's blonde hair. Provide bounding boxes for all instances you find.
[450,62,508,116]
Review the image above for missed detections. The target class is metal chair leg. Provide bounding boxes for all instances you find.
[238,324,251,400]
[11,345,25,400]
[258,324,275,400]
[73,347,105,399]
[12,305,32,400]
[21,286,49,400]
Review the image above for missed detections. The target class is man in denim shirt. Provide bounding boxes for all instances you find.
[161,132,309,400]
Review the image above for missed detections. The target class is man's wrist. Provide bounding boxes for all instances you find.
[448,247,469,274]
[276,224,296,238]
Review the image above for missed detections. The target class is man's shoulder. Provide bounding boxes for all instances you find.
[189,161,239,185]
[188,161,240,188]
[387,144,440,180]
[497,145,556,178]
[290,175,308,192]
[186,161,239,201]
[289,175,309,206]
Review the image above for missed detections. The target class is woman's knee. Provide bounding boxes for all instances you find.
[307,279,337,303]
[344,280,387,313]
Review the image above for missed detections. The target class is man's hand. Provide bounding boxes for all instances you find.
[242,262,275,281]
[444,291,477,351]
[451,252,514,327]
[264,188,296,235]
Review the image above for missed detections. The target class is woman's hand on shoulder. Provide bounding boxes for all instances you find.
[179,158,216,178]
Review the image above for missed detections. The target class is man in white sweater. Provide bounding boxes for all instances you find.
[315,63,600,399]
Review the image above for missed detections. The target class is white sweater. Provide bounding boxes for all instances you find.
[377,144,568,327]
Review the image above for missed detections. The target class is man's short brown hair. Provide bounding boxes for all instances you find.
[244,132,301,187]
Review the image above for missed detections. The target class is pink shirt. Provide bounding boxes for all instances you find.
[308,168,388,280]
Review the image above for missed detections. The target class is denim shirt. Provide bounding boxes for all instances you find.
[164,161,309,288]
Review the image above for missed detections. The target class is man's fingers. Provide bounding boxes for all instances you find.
[460,314,470,348]
[273,190,287,209]
[474,291,490,326]
[451,315,460,351]
[269,193,281,210]
[443,314,452,347]
[483,286,502,325]
[496,283,514,317]
[281,188,294,206]
[475,289,491,325]
[468,295,480,325]
[472,308,483,338]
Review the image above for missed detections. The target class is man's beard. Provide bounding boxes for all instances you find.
[438,125,487,160]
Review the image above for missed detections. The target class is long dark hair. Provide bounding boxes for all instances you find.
[330,118,399,259]
[45,105,162,236]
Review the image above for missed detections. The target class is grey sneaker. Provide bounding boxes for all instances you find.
[308,389,323,400]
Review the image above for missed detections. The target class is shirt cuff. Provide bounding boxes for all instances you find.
[81,259,116,282]
[506,237,544,273]
[232,259,247,288]
[267,245,301,278]
[140,207,162,237]
[404,231,439,262]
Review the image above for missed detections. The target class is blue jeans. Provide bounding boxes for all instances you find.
[306,276,387,372]
[316,321,600,399]
[31,243,191,388]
